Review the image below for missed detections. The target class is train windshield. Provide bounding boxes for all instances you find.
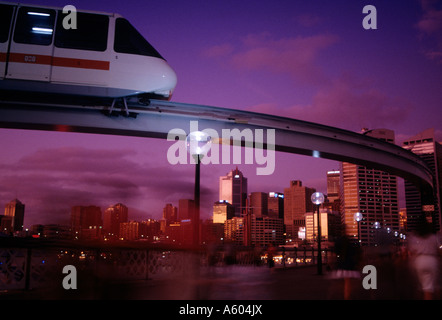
[114,18,164,59]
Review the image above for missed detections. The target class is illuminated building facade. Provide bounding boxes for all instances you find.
[403,128,442,232]
[224,217,245,244]
[103,203,128,239]
[327,170,340,203]
[213,200,235,224]
[268,192,284,219]
[250,192,268,218]
[340,129,399,246]
[250,215,284,246]
[4,198,25,232]
[219,167,248,217]
[305,209,340,244]
[283,180,315,241]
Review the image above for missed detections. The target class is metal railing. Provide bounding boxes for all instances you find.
[0,240,333,291]
[0,240,197,291]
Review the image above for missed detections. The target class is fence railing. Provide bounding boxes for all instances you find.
[0,240,334,291]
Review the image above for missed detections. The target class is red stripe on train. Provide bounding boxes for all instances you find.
[3,52,109,71]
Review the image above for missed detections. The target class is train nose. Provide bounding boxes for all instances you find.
[154,61,178,99]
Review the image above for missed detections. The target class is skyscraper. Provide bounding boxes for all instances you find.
[250,192,268,217]
[71,205,102,232]
[219,167,248,216]
[283,180,315,240]
[162,203,177,224]
[4,199,25,232]
[178,199,195,221]
[402,128,442,232]
[327,170,340,203]
[268,192,284,219]
[103,203,128,239]
[340,129,399,245]
[213,200,235,224]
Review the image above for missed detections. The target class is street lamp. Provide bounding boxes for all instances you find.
[373,221,381,246]
[186,130,211,247]
[354,212,363,245]
[311,192,324,275]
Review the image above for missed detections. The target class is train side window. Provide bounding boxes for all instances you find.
[0,4,15,43]
[55,12,108,52]
[13,7,56,45]
[114,18,164,59]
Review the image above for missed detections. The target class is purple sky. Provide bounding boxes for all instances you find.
[1,0,441,227]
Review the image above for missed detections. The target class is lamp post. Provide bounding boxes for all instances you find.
[186,130,211,247]
[354,212,363,246]
[311,192,324,275]
[373,221,381,245]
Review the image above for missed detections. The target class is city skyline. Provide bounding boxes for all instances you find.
[2,165,342,229]
[0,0,441,227]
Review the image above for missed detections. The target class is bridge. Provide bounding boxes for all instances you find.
[0,97,434,195]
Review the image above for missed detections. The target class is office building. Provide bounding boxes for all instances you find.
[141,219,161,240]
[219,167,248,216]
[119,221,144,241]
[178,199,195,221]
[201,219,225,244]
[103,203,128,239]
[213,200,235,224]
[327,170,340,203]
[268,192,284,219]
[71,205,102,240]
[224,213,284,246]
[224,217,245,244]
[340,129,399,246]
[250,192,268,217]
[283,180,316,241]
[4,198,25,232]
[71,205,102,231]
[164,219,195,246]
[0,215,13,234]
[163,203,177,224]
[41,224,71,239]
[403,128,442,232]
[305,208,340,244]
[250,215,284,246]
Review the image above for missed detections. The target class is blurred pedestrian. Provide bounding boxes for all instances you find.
[328,236,362,299]
[224,243,235,266]
[408,215,441,300]
[267,243,277,269]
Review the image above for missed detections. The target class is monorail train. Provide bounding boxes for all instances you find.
[0,2,177,103]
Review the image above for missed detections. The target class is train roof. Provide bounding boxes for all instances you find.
[0,1,122,18]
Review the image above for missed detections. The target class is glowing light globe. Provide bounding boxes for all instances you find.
[311,192,325,205]
[354,212,363,222]
[186,131,212,156]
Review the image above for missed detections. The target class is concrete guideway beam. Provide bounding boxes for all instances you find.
[0,98,434,194]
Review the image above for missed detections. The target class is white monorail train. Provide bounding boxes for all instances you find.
[0,2,177,102]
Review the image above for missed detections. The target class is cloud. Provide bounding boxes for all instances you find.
[232,33,338,83]
[202,32,339,84]
[0,147,197,225]
[202,43,234,58]
[246,75,414,131]
[416,0,442,63]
